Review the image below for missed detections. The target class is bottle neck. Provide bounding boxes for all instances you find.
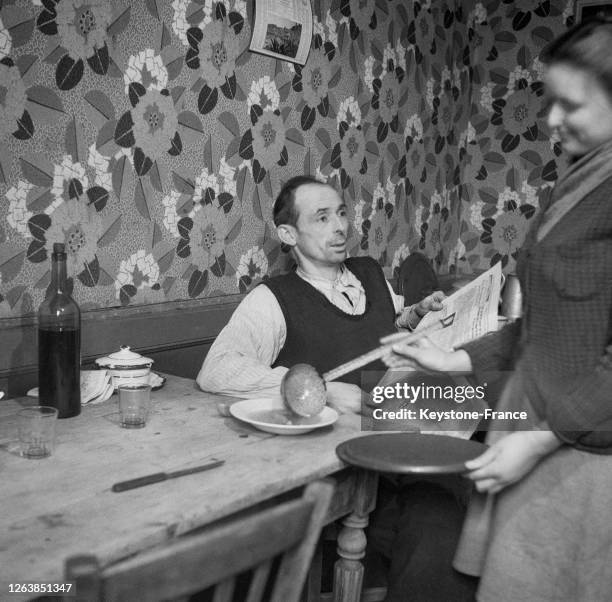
[50,254,68,293]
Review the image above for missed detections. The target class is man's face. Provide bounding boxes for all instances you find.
[284,183,349,270]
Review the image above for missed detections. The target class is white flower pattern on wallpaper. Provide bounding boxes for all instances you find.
[0,62,27,137]
[6,181,33,238]
[87,145,112,191]
[353,198,366,234]
[51,156,89,208]
[236,246,268,289]
[0,16,12,59]
[391,243,410,277]
[162,190,183,238]
[115,250,160,301]
[247,75,280,113]
[124,49,169,95]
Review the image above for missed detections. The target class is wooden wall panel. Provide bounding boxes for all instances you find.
[0,296,242,397]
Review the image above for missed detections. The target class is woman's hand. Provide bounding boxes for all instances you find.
[465,430,562,494]
[326,382,363,414]
[383,337,473,374]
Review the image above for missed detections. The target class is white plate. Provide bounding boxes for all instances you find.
[229,397,338,435]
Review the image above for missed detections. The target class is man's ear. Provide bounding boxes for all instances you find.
[277,224,297,247]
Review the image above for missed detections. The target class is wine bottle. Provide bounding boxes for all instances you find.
[38,243,81,418]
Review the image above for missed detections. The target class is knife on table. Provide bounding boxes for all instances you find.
[112,459,225,492]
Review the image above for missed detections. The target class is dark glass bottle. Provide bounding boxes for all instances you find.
[38,243,81,418]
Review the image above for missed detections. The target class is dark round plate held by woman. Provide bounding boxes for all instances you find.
[336,432,488,475]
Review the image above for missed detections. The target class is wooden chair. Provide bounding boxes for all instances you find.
[65,480,334,602]
[397,252,439,306]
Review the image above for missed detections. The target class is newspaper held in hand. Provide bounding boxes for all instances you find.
[415,262,503,350]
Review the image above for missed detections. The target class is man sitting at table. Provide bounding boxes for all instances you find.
[197,175,477,601]
[197,174,441,411]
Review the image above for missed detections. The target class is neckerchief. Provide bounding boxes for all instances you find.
[537,138,612,241]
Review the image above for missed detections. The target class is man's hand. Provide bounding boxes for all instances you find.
[326,382,363,414]
[396,290,445,329]
[416,290,446,314]
[465,430,562,494]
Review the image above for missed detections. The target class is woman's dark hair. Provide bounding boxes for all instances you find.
[273,175,329,227]
[541,17,612,97]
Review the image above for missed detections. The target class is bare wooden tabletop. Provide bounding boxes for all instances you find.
[0,374,367,597]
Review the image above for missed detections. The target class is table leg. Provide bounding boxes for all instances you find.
[333,470,378,602]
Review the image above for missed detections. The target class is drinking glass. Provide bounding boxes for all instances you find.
[18,406,58,459]
[118,385,151,428]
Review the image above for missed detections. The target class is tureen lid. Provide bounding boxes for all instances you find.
[95,346,153,367]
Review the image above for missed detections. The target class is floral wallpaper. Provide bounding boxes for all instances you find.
[0,0,576,319]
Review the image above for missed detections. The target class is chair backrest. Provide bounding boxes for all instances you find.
[65,480,334,602]
[397,252,439,305]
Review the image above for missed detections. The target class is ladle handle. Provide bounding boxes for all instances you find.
[321,314,454,383]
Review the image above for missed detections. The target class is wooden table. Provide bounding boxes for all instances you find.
[0,374,379,602]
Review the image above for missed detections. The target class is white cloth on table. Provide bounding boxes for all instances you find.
[196,264,405,398]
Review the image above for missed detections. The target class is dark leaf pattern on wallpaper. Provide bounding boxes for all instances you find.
[111,155,132,200]
[95,119,118,154]
[157,248,175,274]
[65,117,86,164]
[97,215,122,248]
[134,178,152,220]
[86,186,108,212]
[26,85,64,122]
[188,268,208,298]
[119,284,137,306]
[107,6,131,37]
[144,0,161,21]
[0,247,26,283]
[20,155,53,188]
[2,6,35,47]
[77,256,100,287]
[83,90,115,127]
[1,59,61,142]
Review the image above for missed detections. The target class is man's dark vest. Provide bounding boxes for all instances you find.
[265,256,397,386]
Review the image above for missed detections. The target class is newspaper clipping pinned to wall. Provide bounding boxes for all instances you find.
[249,0,312,65]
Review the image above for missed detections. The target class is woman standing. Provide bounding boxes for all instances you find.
[386,19,612,601]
